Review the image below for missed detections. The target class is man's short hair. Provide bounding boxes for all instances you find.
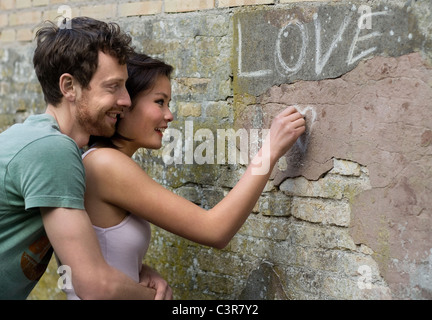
[33,16,134,106]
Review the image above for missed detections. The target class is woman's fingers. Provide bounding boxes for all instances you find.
[266,106,307,159]
[293,116,306,129]
[278,105,298,117]
[278,107,306,130]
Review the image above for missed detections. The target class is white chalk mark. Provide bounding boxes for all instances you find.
[275,21,309,75]
[315,15,352,75]
[358,5,372,29]
[293,105,317,153]
[296,105,317,123]
[237,22,273,78]
[237,9,394,81]
[347,11,390,65]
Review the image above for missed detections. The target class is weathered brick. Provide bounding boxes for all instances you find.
[174,186,201,204]
[173,78,212,97]
[0,14,7,27]
[32,0,49,7]
[0,0,15,11]
[280,0,331,3]
[205,101,230,118]
[0,114,15,131]
[80,4,117,20]
[279,175,344,199]
[15,0,31,9]
[195,272,237,295]
[330,158,361,176]
[322,275,392,300]
[229,234,275,258]
[279,169,372,201]
[9,11,41,26]
[289,220,357,251]
[165,0,214,13]
[178,101,202,117]
[118,1,162,17]
[259,192,292,216]
[238,215,291,240]
[218,0,273,8]
[16,28,33,41]
[291,197,351,227]
[42,8,80,22]
[0,28,15,42]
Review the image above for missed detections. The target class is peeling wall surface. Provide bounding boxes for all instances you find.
[234,2,432,299]
[0,0,431,300]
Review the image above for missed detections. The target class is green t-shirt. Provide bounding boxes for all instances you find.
[0,114,85,299]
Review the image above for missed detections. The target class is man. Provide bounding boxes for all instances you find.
[0,17,171,300]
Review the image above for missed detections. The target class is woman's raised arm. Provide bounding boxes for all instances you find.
[83,106,305,248]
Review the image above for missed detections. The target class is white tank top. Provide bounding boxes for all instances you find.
[63,148,151,300]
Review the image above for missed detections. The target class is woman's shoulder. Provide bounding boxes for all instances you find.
[84,147,130,162]
[82,147,133,174]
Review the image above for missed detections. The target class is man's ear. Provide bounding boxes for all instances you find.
[59,73,77,102]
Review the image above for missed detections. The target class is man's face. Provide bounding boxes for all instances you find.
[75,51,131,137]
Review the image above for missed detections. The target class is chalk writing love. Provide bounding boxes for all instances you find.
[234,4,421,96]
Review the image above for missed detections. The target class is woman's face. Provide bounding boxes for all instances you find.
[117,75,173,152]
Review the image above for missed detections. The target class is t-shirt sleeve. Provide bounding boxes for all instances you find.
[9,135,86,210]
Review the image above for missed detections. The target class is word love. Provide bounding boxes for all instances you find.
[235,4,417,96]
[238,7,390,79]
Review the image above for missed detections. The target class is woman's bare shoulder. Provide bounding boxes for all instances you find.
[84,147,131,163]
[82,147,136,176]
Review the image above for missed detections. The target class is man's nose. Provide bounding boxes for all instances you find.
[118,87,131,109]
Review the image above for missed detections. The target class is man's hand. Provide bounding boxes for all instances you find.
[42,207,157,299]
[139,264,173,300]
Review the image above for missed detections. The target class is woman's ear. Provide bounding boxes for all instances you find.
[59,73,77,102]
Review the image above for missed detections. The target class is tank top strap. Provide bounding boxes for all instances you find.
[82,147,98,159]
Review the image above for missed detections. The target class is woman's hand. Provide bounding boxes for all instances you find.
[266,106,306,163]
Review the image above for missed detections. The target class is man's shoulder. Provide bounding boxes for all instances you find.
[14,133,80,161]
[1,114,77,152]
[7,132,82,172]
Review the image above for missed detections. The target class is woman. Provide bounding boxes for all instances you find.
[66,52,305,299]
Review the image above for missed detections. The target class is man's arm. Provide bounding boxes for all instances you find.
[41,207,156,299]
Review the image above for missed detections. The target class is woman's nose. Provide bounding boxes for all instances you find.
[165,109,174,122]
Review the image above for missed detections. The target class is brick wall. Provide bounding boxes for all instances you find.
[1,0,431,300]
[0,0,344,43]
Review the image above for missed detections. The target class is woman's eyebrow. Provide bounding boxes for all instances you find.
[154,92,169,98]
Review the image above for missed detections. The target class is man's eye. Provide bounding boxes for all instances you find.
[107,84,118,91]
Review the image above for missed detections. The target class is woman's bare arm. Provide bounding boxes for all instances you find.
[83,107,305,248]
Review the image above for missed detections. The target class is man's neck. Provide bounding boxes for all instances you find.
[45,104,89,148]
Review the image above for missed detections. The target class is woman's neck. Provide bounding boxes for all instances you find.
[111,138,138,158]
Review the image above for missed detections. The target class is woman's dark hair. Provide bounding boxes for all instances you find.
[126,52,174,105]
[33,16,134,106]
[88,53,174,149]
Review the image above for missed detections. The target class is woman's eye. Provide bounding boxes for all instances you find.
[156,100,164,106]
